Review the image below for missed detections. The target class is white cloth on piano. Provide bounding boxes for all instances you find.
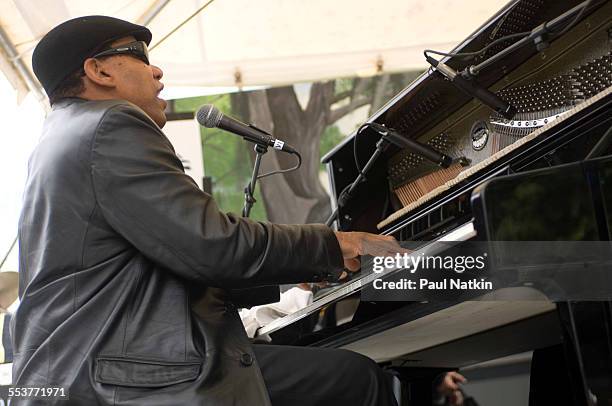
[239,287,313,339]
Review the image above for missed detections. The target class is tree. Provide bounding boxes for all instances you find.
[230,71,421,224]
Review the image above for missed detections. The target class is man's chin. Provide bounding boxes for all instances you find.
[148,99,167,128]
[156,113,167,128]
[157,99,168,128]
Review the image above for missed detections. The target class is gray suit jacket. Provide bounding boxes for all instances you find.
[13,98,344,405]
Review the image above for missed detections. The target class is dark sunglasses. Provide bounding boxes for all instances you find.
[92,40,150,65]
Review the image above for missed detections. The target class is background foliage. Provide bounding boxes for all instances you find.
[173,70,422,224]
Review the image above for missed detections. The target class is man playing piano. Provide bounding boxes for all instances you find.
[13,15,404,406]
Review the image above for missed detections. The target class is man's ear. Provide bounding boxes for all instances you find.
[82,58,115,88]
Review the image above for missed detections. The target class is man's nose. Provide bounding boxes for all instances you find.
[152,64,163,80]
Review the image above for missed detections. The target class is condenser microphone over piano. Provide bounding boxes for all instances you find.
[426,55,517,120]
[367,123,453,168]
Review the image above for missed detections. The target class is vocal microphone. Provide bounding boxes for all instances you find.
[425,55,517,120]
[366,123,453,168]
[196,104,296,153]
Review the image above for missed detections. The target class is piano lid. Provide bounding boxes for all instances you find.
[321,0,604,164]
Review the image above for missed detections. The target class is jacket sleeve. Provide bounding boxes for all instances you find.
[90,103,344,287]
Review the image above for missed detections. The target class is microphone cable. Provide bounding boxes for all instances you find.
[256,150,302,180]
[423,0,593,63]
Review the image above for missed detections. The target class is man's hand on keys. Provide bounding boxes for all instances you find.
[334,231,409,278]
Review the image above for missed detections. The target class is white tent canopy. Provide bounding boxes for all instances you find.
[0,0,509,100]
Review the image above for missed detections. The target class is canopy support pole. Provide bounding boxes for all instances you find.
[0,24,47,106]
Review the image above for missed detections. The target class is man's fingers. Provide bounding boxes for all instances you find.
[449,390,464,406]
[439,372,463,393]
[344,257,361,272]
[448,371,467,384]
[444,378,460,391]
[361,238,410,257]
[334,231,410,262]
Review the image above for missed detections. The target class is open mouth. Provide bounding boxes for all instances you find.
[156,85,168,107]
[156,85,167,108]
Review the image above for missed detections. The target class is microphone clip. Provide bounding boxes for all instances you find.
[246,124,271,153]
[365,123,453,168]
[425,54,516,120]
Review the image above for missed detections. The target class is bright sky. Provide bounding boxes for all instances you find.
[0,74,44,272]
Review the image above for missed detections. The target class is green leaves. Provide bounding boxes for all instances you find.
[174,94,267,220]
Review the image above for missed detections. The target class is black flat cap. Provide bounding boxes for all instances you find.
[32,15,152,97]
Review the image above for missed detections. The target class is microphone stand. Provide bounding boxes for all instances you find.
[243,143,268,218]
[325,135,391,227]
[467,0,593,77]
[233,136,277,309]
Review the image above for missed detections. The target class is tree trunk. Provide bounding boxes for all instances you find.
[265,83,335,223]
[229,72,422,224]
[231,89,324,224]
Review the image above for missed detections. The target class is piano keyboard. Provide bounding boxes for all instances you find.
[257,221,477,336]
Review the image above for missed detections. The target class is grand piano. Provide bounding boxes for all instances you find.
[257,0,612,404]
